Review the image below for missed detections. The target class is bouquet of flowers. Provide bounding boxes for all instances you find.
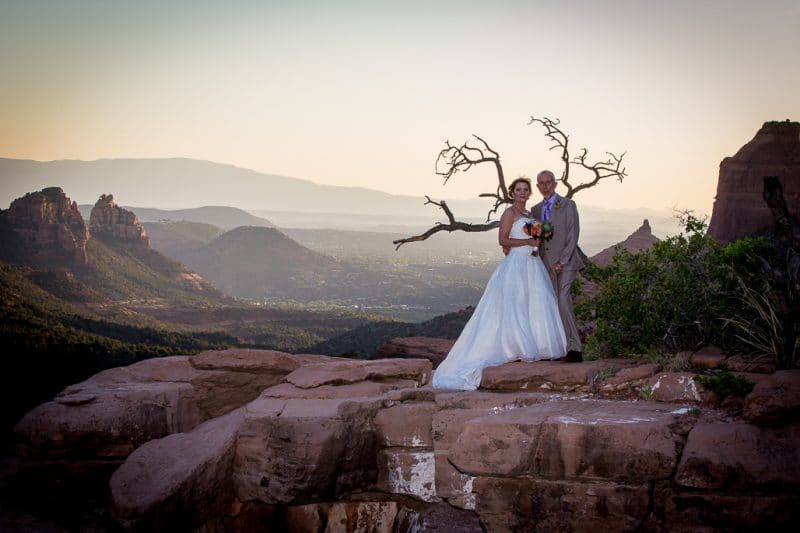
[523,220,554,256]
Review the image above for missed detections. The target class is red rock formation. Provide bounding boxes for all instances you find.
[0,186,89,268]
[708,120,800,243]
[13,351,800,531]
[89,193,150,246]
[590,219,660,267]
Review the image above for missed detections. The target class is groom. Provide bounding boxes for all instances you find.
[531,170,584,362]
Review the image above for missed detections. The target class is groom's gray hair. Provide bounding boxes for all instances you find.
[537,170,556,181]
[536,170,556,181]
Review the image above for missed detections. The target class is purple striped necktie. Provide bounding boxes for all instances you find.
[543,198,553,221]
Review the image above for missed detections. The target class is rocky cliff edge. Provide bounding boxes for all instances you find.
[10,345,800,531]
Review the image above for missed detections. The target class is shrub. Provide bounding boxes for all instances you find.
[694,370,755,402]
[584,212,776,358]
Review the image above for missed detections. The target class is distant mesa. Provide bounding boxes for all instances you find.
[708,119,800,243]
[90,193,151,247]
[0,186,90,268]
[590,219,660,267]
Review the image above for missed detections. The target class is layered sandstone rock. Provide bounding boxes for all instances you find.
[14,350,305,460]
[708,120,800,243]
[12,350,800,531]
[0,186,89,268]
[590,219,661,267]
[89,193,150,246]
[373,337,455,368]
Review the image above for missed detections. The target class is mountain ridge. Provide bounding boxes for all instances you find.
[0,157,490,216]
[78,204,274,230]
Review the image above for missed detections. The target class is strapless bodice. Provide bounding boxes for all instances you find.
[509,217,532,239]
[509,217,535,254]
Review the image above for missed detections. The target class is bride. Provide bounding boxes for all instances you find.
[432,177,567,390]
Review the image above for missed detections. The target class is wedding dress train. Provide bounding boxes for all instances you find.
[432,218,566,390]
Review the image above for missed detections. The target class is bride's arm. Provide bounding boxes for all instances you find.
[498,210,539,248]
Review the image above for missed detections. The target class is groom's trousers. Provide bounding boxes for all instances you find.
[551,268,582,352]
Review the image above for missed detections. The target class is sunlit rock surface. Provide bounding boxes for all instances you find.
[11,348,800,531]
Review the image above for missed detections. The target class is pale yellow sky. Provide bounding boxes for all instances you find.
[1,0,798,216]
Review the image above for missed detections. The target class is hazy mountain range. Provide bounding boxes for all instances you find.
[77,204,275,230]
[0,157,489,216]
[1,157,683,255]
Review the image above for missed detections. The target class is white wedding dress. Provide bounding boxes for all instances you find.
[432,217,566,390]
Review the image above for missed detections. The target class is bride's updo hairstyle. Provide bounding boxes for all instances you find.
[507,176,532,198]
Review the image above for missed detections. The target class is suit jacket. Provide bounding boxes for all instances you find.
[531,194,585,271]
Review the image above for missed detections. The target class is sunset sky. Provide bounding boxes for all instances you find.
[1,0,798,215]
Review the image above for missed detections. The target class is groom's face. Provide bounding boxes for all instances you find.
[536,174,556,199]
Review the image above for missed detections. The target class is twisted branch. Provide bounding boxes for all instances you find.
[396,116,628,249]
[528,116,627,198]
[392,197,500,250]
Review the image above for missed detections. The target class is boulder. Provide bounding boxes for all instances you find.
[645,372,704,402]
[15,351,305,459]
[15,381,201,460]
[450,399,695,483]
[110,408,244,531]
[598,364,659,392]
[725,354,777,374]
[191,348,301,373]
[232,395,384,504]
[261,380,419,400]
[689,346,728,369]
[675,420,800,490]
[375,402,437,448]
[743,370,800,425]
[285,358,431,389]
[431,391,559,508]
[480,359,634,392]
[373,337,455,368]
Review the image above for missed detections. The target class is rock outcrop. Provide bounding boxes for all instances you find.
[708,120,800,243]
[373,336,455,368]
[89,194,150,246]
[11,348,800,531]
[590,219,660,267]
[0,187,89,268]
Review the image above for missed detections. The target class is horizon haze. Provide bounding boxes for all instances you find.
[1,1,798,218]
[1,157,683,255]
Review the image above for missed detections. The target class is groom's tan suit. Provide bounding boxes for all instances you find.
[532,194,584,353]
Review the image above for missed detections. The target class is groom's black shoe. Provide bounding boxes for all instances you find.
[565,350,583,363]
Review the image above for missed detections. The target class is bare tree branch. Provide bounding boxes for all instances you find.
[763,175,800,249]
[392,197,500,250]
[435,134,509,214]
[528,116,627,198]
[528,116,571,186]
[396,116,629,248]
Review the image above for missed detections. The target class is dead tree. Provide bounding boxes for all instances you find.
[758,176,800,368]
[393,116,628,249]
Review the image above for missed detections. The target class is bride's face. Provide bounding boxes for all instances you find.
[512,182,531,202]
